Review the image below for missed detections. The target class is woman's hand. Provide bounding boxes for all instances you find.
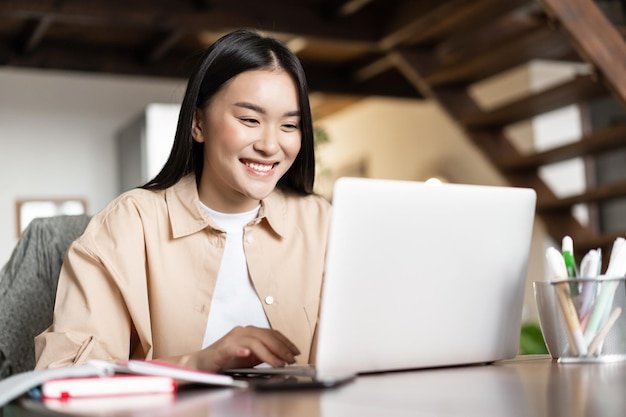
[195,326,300,372]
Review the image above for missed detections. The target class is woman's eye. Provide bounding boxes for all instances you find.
[240,118,259,126]
[282,123,299,131]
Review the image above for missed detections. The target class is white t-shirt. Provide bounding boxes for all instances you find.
[200,203,271,348]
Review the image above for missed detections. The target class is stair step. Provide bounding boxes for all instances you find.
[425,21,572,86]
[537,179,626,210]
[499,123,626,171]
[461,74,605,128]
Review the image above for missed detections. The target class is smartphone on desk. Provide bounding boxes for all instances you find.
[245,374,355,391]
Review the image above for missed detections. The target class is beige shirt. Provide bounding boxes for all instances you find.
[35,174,331,369]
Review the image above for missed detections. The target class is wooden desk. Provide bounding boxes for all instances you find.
[4,356,626,417]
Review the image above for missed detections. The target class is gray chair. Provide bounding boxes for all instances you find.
[0,214,91,378]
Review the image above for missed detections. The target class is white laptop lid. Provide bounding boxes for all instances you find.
[314,177,536,377]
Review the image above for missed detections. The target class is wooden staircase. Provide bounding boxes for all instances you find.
[381,0,626,263]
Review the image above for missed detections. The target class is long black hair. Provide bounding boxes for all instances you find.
[142,29,315,194]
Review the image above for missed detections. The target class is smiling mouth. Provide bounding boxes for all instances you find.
[242,160,276,173]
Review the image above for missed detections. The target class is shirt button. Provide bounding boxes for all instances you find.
[265,296,274,305]
[246,235,254,244]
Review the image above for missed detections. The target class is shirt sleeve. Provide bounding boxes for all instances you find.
[35,202,150,370]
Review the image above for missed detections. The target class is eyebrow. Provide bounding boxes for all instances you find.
[234,102,300,117]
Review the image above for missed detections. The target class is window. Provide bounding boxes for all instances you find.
[15,198,87,238]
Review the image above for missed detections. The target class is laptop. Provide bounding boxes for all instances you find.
[228,177,536,382]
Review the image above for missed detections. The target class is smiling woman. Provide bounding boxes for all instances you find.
[34,29,331,374]
[190,69,302,213]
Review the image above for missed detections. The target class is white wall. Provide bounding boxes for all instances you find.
[315,98,507,186]
[0,68,186,264]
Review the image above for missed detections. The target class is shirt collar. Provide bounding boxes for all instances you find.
[259,189,288,238]
[165,174,288,239]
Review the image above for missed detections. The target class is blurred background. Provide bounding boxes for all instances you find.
[3,0,626,349]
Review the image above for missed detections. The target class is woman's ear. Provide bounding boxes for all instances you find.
[191,108,205,143]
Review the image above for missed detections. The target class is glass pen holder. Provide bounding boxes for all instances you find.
[534,277,626,363]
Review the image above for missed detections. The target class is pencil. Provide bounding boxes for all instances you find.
[554,281,588,356]
[588,307,622,356]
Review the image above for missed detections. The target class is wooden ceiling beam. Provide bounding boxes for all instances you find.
[143,29,186,63]
[303,61,422,98]
[352,55,394,82]
[191,0,213,11]
[538,0,626,109]
[436,13,547,65]
[0,0,384,43]
[379,0,531,49]
[0,41,193,78]
[19,15,54,54]
[0,40,415,97]
[336,0,375,17]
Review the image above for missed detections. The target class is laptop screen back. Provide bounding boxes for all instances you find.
[314,177,536,377]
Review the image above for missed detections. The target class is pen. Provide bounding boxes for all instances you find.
[578,249,600,319]
[588,307,622,356]
[584,238,626,346]
[562,236,579,296]
[546,247,588,356]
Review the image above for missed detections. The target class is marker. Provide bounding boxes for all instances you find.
[546,247,588,356]
[588,307,622,356]
[578,249,600,319]
[584,238,626,346]
[562,236,579,296]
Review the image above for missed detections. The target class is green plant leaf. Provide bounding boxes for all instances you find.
[519,323,549,354]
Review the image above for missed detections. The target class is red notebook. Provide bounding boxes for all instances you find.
[0,358,246,408]
[41,374,177,399]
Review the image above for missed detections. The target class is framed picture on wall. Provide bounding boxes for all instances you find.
[15,198,88,238]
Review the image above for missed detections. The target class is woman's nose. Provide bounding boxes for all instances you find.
[253,128,279,154]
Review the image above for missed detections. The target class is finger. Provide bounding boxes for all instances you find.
[267,329,301,356]
[243,327,300,363]
[242,337,288,368]
[228,329,294,366]
[219,326,300,366]
[209,345,250,370]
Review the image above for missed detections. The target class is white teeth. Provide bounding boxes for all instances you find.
[245,162,273,172]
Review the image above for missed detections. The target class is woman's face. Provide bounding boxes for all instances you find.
[192,68,302,213]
